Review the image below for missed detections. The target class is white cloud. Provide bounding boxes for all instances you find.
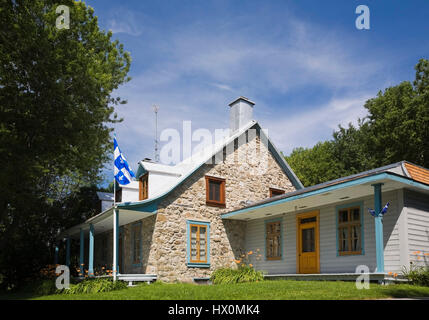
[107,8,143,36]
[102,9,389,183]
[261,93,373,155]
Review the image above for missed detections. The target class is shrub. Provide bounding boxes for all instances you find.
[63,278,128,294]
[22,279,61,296]
[211,265,264,285]
[402,263,429,287]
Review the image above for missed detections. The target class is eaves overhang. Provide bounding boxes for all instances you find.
[221,172,429,220]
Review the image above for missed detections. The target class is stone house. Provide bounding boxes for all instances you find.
[59,96,429,283]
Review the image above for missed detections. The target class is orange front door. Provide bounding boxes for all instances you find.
[297,212,320,274]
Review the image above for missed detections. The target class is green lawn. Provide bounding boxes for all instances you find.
[3,280,429,300]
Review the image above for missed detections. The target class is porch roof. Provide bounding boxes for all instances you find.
[222,169,429,221]
[56,203,157,240]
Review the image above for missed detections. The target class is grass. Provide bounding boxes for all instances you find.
[2,280,429,300]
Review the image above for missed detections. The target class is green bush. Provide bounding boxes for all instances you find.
[22,279,61,296]
[64,278,128,294]
[402,264,429,287]
[210,265,264,284]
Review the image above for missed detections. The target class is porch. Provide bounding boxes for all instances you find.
[55,203,157,281]
[223,169,429,276]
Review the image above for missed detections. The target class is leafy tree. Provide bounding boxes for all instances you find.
[286,141,344,187]
[0,0,130,289]
[286,59,429,187]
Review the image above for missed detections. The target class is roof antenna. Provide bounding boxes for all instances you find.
[153,105,160,162]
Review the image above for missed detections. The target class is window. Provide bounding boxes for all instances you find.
[205,176,225,207]
[269,188,285,197]
[337,206,362,255]
[131,222,142,266]
[187,221,210,267]
[266,220,282,260]
[139,174,148,200]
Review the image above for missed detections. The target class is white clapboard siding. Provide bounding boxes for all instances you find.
[381,190,402,273]
[404,189,429,267]
[245,190,403,274]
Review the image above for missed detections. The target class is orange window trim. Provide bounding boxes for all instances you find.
[139,173,148,201]
[189,224,208,263]
[205,176,226,207]
[266,221,281,260]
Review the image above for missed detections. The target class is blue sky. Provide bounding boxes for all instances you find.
[83,0,429,184]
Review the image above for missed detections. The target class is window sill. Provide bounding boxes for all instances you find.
[187,263,210,268]
[266,257,282,261]
[206,201,226,208]
[337,251,363,256]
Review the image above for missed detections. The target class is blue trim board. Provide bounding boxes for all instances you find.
[88,224,94,277]
[264,217,283,261]
[335,201,365,257]
[373,183,385,273]
[186,220,210,268]
[79,229,84,276]
[222,172,429,219]
[131,221,143,267]
[114,209,119,275]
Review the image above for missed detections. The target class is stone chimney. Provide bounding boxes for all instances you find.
[228,96,255,134]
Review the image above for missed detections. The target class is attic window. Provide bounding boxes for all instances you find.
[139,173,148,200]
[269,188,285,197]
[205,176,225,207]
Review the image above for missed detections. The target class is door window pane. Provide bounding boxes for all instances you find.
[302,228,315,252]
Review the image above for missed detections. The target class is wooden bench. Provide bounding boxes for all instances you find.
[117,274,158,286]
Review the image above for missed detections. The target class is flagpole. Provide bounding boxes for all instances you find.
[113,133,116,205]
[113,133,117,280]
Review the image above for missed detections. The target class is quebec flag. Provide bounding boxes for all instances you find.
[114,137,136,185]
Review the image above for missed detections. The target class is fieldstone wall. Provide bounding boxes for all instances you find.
[93,131,296,281]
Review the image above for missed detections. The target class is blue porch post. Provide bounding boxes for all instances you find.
[79,229,85,277]
[89,224,94,277]
[65,237,71,267]
[373,183,385,273]
[113,208,119,281]
[54,243,59,265]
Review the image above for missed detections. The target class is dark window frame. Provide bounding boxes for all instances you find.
[205,176,226,207]
[139,173,149,200]
[269,188,285,198]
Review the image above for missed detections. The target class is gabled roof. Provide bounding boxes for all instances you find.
[119,120,303,210]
